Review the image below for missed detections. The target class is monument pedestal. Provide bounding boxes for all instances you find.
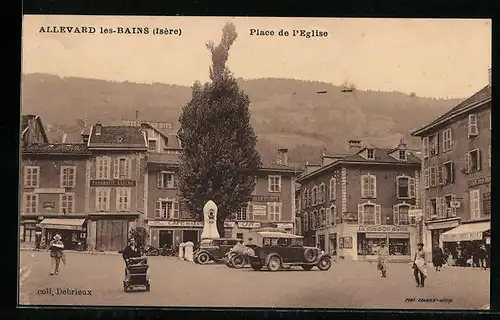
[200,200,220,240]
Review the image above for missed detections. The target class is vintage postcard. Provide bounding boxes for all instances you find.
[20,15,491,310]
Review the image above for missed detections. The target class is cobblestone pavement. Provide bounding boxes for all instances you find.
[19,251,489,309]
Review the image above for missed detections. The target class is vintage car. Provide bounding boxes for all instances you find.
[193,238,242,264]
[245,231,332,271]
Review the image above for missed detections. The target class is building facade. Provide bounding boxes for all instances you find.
[412,76,491,262]
[20,143,91,250]
[86,124,148,251]
[297,140,421,262]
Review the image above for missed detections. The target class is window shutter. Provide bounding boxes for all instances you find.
[116,188,121,211]
[423,137,429,157]
[410,205,417,225]
[358,204,364,225]
[437,165,443,185]
[126,158,132,179]
[173,173,178,188]
[155,201,161,218]
[371,176,377,198]
[393,205,399,225]
[396,178,400,198]
[113,158,120,179]
[436,197,442,218]
[426,199,431,218]
[304,213,308,231]
[173,201,179,218]
[60,167,66,188]
[279,203,282,220]
[424,169,429,189]
[464,153,470,173]
[409,178,416,198]
[477,150,482,171]
[441,198,446,218]
[326,208,331,225]
[105,157,111,179]
[157,172,163,188]
[361,176,367,198]
[375,205,381,225]
[434,135,439,154]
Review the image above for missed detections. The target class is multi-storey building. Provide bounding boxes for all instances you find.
[86,123,148,251]
[297,140,421,262]
[411,71,491,261]
[20,143,92,250]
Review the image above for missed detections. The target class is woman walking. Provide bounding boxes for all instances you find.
[432,244,445,271]
[413,242,427,287]
[377,241,390,278]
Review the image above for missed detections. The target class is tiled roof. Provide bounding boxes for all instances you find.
[22,143,91,155]
[147,153,180,165]
[412,85,491,136]
[166,134,182,149]
[88,125,147,149]
[341,148,420,164]
[260,162,301,172]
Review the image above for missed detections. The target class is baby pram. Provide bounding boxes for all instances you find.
[123,257,150,292]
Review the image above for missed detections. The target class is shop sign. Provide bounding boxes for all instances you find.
[365,233,387,239]
[147,220,203,227]
[388,233,410,239]
[90,179,136,187]
[237,222,261,229]
[252,205,267,215]
[483,193,491,215]
[359,226,408,233]
[408,209,422,218]
[34,188,65,194]
[468,176,491,188]
[276,223,294,229]
[426,220,460,230]
[224,221,235,228]
[252,195,280,202]
[43,202,56,209]
[441,231,483,242]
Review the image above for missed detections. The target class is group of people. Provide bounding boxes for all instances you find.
[433,243,488,270]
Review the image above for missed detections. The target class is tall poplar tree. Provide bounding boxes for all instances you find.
[177,22,261,236]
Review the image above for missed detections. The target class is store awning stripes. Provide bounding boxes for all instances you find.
[38,218,86,231]
[440,221,490,242]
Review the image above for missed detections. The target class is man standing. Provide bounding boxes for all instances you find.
[49,234,65,275]
[377,241,390,278]
[477,244,487,270]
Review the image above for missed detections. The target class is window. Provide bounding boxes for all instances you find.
[429,135,438,156]
[116,187,131,211]
[422,137,429,158]
[444,195,456,218]
[236,233,244,239]
[399,150,407,161]
[60,166,76,188]
[470,189,480,220]
[393,204,412,225]
[426,198,437,219]
[436,197,446,218]
[268,175,281,193]
[303,211,309,231]
[329,177,336,201]
[236,206,247,220]
[429,166,437,187]
[442,162,455,184]
[157,171,178,189]
[357,203,381,225]
[319,208,326,227]
[268,202,282,222]
[148,139,157,151]
[312,186,317,205]
[424,168,430,189]
[396,176,416,199]
[442,128,453,152]
[310,211,317,230]
[95,188,110,212]
[361,174,377,198]
[319,183,326,204]
[367,149,374,159]
[468,114,479,137]
[357,234,387,256]
[114,157,131,179]
[60,193,75,214]
[23,193,38,213]
[465,149,481,173]
[24,166,40,188]
[96,157,111,179]
[329,205,337,226]
[155,200,179,219]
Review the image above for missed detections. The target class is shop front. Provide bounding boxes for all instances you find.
[356,225,417,262]
[424,218,461,262]
[20,220,40,245]
[38,218,87,251]
[148,220,203,248]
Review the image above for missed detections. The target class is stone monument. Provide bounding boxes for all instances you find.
[200,200,220,239]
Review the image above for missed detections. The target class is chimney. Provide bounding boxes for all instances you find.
[136,110,139,121]
[62,133,67,143]
[489,67,491,87]
[277,148,289,166]
[398,137,408,149]
[348,139,362,154]
[94,123,102,136]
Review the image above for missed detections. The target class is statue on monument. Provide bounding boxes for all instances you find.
[200,200,220,239]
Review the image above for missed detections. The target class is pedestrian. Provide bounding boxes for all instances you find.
[413,242,427,287]
[477,245,487,270]
[432,244,445,271]
[377,241,390,278]
[122,238,142,276]
[49,234,65,275]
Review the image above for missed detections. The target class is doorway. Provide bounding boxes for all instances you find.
[159,230,173,248]
[183,230,199,245]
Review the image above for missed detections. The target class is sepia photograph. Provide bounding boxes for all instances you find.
[19,15,491,310]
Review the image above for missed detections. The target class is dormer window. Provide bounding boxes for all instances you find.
[367,149,374,160]
[399,150,407,161]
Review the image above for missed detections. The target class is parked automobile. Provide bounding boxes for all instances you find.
[245,231,332,272]
[194,238,241,264]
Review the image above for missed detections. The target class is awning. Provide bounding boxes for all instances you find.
[440,221,490,242]
[38,218,86,231]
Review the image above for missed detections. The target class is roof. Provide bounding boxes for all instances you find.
[22,143,91,156]
[88,125,147,150]
[166,134,182,149]
[259,162,301,173]
[412,85,491,136]
[146,153,180,165]
[21,114,49,143]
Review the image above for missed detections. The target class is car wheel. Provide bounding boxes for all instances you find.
[231,255,246,269]
[303,248,319,263]
[301,265,314,271]
[317,257,332,271]
[267,255,281,272]
[197,252,210,265]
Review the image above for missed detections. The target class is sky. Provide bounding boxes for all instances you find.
[22,16,491,99]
